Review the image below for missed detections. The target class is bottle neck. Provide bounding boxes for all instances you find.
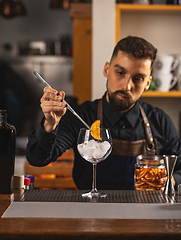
[0,110,7,125]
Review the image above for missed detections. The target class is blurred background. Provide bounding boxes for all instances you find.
[0,0,73,142]
[1,0,181,186]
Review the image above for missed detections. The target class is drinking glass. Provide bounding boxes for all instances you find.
[77,128,112,198]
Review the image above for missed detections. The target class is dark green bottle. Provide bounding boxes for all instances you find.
[0,110,16,194]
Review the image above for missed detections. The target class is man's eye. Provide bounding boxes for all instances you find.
[117,71,124,76]
[133,77,144,83]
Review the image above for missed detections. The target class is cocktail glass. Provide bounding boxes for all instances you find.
[77,128,112,198]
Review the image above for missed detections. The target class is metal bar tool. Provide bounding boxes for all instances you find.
[163,155,178,195]
[33,71,90,130]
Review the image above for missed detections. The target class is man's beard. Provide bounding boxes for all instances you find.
[107,89,135,112]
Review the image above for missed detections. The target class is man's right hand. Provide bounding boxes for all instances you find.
[40,87,67,132]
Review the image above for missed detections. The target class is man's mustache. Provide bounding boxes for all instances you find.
[113,90,132,99]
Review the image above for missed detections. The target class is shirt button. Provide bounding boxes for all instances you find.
[122,125,126,129]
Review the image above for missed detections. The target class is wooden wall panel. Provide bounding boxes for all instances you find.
[70,3,92,104]
[73,18,92,104]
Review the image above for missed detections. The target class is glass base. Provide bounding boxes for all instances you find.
[82,190,107,198]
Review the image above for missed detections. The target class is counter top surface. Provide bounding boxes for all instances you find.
[0,191,181,240]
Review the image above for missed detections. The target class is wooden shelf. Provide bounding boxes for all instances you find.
[141,91,181,98]
[25,150,76,189]
[116,3,181,12]
[116,4,181,43]
[33,178,76,190]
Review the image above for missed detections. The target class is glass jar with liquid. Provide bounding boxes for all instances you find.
[135,155,166,191]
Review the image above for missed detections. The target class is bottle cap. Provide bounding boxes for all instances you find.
[13,175,24,189]
[24,178,31,185]
[24,175,34,183]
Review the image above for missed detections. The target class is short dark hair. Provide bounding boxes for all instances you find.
[110,36,157,68]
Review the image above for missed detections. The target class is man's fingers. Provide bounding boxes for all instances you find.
[41,101,67,113]
[59,91,65,99]
[41,93,59,103]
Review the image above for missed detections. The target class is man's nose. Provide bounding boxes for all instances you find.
[122,77,132,91]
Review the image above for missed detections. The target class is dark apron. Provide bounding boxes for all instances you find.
[79,99,158,190]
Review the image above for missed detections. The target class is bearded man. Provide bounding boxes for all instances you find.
[26,36,181,191]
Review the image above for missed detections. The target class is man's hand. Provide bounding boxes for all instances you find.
[40,87,67,132]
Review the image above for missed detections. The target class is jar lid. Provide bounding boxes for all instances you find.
[136,154,164,166]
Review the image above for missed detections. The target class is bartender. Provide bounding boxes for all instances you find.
[26,36,181,190]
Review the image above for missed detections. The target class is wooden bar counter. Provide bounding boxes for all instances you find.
[0,193,181,240]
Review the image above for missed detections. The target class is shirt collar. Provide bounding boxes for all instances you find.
[103,93,140,128]
[124,101,140,127]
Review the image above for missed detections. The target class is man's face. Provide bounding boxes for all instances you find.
[103,51,152,112]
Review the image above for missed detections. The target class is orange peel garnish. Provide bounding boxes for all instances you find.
[90,120,101,140]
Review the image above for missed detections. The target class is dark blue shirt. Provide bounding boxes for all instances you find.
[26,92,181,189]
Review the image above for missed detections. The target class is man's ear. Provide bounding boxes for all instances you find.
[103,62,110,78]
[145,85,149,91]
[145,76,152,90]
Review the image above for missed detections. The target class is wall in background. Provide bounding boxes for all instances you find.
[120,12,181,55]
[92,0,115,101]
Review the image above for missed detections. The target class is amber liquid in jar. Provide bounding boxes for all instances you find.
[135,155,166,191]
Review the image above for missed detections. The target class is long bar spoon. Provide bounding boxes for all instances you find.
[33,71,90,130]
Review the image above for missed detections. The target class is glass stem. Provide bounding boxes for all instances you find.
[92,163,98,193]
